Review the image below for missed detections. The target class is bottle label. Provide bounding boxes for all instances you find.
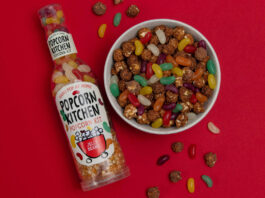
[55,82,114,166]
[47,31,77,60]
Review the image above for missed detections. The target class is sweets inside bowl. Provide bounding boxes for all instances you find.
[110,25,217,129]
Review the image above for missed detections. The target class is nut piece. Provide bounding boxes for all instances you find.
[122,42,135,57]
[179,87,193,102]
[137,113,150,124]
[123,104,137,119]
[126,80,141,94]
[204,152,217,167]
[166,91,178,103]
[113,49,124,62]
[146,187,160,198]
[120,69,132,81]
[195,47,207,61]
[113,0,123,5]
[126,5,140,17]
[193,102,204,114]
[92,2,106,16]
[175,113,188,128]
[169,170,182,183]
[147,110,160,122]
[114,61,127,73]
[171,142,184,153]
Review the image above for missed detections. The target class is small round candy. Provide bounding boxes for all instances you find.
[146,62,154,79]
[153,96,165,112]
[140,31,152,44]
[166,55,178,67]
[110,75,119,85]
[163,110,172,126]
[188,144,196,159]
[155,29,166,44]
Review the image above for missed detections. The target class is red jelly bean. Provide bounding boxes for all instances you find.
[76,152,83,160]
[128,93,140,107]
[140,31,152,44]
[163,110,172,126]
[184,45,196,53]
[188,144,196,159]
[72,69,83,80]
[190,94,197,104]
[146,62,154,79]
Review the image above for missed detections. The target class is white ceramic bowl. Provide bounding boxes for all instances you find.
[104,19,221,135]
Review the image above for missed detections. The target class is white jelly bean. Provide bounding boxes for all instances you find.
[65,69,77,82]
[77,64,91,73]
[62,62,73,72]
[147,44,160,56]
[138,94,151,106]
[53,83,65,95]
[147,75,160,85]
[187,112,197,123]
[208,122,220,134]
[156,29,166,44]
[52,71,63,82]
[110,75,119,85]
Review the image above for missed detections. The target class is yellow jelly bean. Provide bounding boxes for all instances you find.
[46,17,60,24]
[187,178,195,193]
[98,24,107,38]
[172,67,183,77]
[68,60,78,68]
[84,75,96,83]
[56,10,64,18]
[140,86,152,95]
[70,135,76,148]
[152,64,163,79]
[87,126,92,130]
[134,40,144,56]
[151,118,163,128]
[208,74,216,89]
[178,38,191,51]
[54,75,69,84]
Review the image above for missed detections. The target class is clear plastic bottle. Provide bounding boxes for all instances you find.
[38,4,129,191]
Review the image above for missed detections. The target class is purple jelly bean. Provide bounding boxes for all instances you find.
[170,112,179,120]
[198,40,206,49]
[156,53,166,65]
[137,105,145,115]
[140,61,147,73]
[157,154,170,166]
[194,87,200,93]
[183,83,195,92]
[163,103,176,110]
[165,84,178,93]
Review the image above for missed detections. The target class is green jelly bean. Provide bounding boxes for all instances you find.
[110,83,120,97]
[160,76,175,85]
[207,60,216,75]
[134,75,147,86]
[201,175,213,188]
[160,63,173,71]
[113,13,122,27]
[103,122,111,133]
[41,17,46,26]
[172,103,183,113]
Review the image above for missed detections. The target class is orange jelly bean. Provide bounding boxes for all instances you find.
[153,96,165,112]
[119,90,130,102]
[196,92,208,103]
[175,56,192,67]
[166,55,178,67]
[192,68,204,80]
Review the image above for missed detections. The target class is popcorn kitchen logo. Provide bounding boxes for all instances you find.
[48,32,71,54]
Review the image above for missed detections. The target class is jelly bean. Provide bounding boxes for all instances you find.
[157,154,170,165]
[190,94,197,104]
[183,83,195,92]
[118,89,129,102]
[192,68,204,80]
[56,10,63,18]
[187,112,197,122]
[163,103,176,110]
[172,103,183,113]
[41,17,47,26]
[165,84,178,93]
[196,92,208,103]
[160,63,173,71]
[171,67,183,77]
[83,74,96,83]
[110,83,120,97]
[52,71,63,82]
[160,76,175,85]
[70,135,76,148]
[187,178,195,193]
[77,64,91,73]
[135,40,144,56]
[134,75,147,86]
[46,17,60,24]
[54,75,69,84]
[65,69,77,82]
[72,69,83,80]
[188,144,196,159]
[152,64,163,79]
[153,96,165,112]
[198,40,206,49]
[156,53,166,65]
[98,24,107,38]
[110,75,119,85]
[147,44,160,56]
[178,38,191,51]
[207,60,216,75]
[140,31,152,44]
[138,94,151,106]
[194,87,200,93]
[175,56,192,66]
[146,62,154,79]
[76,152,83,160]
[207,122,220,134]
[201,175,213,188]
[137,104,145,115]
[113,13,122,27]
[62,62,73,72]
[208,74,216,89]
[170,112,179,120]
[166,55,178,67]
[140,86,152,95]
[163,110,172,126]
[147,75,159,85]
[68,60,78,68]
[155,29,166,44]
[184,44,196,53]
[140,61,147,73]
[128,93,140,107]
[103,121,111,132]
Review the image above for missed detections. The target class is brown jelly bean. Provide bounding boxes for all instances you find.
[157,154,170,165]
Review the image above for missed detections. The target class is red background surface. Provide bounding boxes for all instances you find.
[0,0,265,197]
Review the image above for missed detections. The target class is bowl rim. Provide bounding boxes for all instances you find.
[104,18,221,135]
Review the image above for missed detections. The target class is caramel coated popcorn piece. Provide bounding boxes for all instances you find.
[126,5,140,17]
[179,87,193,102]
[166,91,178,103]
[171,142,184,153]
[146,187,160,198]
[152,82,165,94]
[180,101,193,113]
[193,77,205,88]
[113,0,123,5]
[141,49,152,61]
[193,102,204,114]
[126,80,141,94]
[147,110,160,122]
[195,47,207,61]
[123,104,137,119]
[182,67,194,83]
[118,80,126,91]
[150,35,159,45]
[202,85,213,97]
[113,48,124,62]
[173,26,185,40]
[175,113,188,128]
[169,170,182,183]
[137,113,150,124]
[138,28,152,39]
[114,61,127,73]
[175,76,183,87]
[92,2,106,16]
[120,69,132,81]
[204,152,217,167]
[122,42,135,57]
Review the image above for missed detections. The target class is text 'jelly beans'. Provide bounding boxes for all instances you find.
[157,154,170,165]
[188,144,196,159]
[172,103,183,113]
[113,13,121,27]
[208,74,216,89]
[201,175,213,188]
[140,31,152,44]
[160,63,173,71]
[98,24,107,38]
[207,59,216,75]
[152,118,163,128]
[110,83,120,97]
[160,76,175,85]
[134,40,144,56]
[178,38,190,51]
[187,178,195,193]
[134,75,147,86]
[207,122,220,134]
[128,93,140,107]
[172,67,183,77]
[140,86,152,95]
[152,64,163,79]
